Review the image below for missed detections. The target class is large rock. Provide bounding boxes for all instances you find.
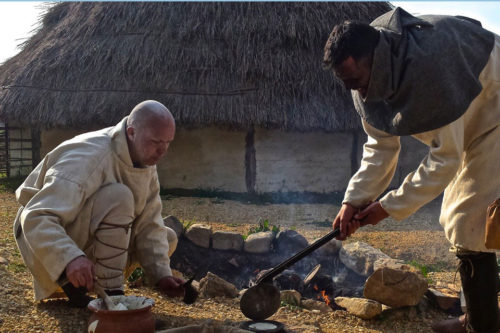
[373,258,415,272]
[276,230,308,254]
[199,272,239,298]
[212,231,244,251]
[363,267,428,308]
[335,297,382,319]
[244,231,274,254]
[163,215,184,237]
[339,242,391,276]
[185,224,212,248]
[426,288,460,312]
[317,238,342,256]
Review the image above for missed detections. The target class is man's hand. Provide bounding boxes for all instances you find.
[332,203,359,240]
[157,276,185,298]
[354,201,389,227]
[65,256,95,291]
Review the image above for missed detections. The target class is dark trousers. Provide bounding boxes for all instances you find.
[457,251,500,333]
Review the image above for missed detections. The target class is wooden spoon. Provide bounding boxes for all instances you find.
[93,284,122,311]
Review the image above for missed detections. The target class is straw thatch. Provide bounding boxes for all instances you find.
[0,2,391,131]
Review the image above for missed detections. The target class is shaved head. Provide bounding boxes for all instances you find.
[127,100,175,130]
[126,100,176,167]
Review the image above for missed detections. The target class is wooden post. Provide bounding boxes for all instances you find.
[31,126,41,168]
[245,126,256,194]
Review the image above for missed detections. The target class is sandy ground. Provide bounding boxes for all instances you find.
[161,195,444,232]
[1,191,460,332]
[162,196,457,270]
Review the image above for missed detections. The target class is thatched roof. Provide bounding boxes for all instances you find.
[0,2,391,132]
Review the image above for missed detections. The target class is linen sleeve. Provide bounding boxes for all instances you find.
[379,119,464,220]
[131,175,172,285]
[19,175,87,282]
[343,120,401,208]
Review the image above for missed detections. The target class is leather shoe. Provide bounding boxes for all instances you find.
[61,283,94,308]
[431,314,467,333]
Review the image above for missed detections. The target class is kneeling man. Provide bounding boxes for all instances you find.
[13,100,184,307]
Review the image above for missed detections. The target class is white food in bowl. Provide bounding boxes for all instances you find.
[248,322,277,330]
[88,295,154,311]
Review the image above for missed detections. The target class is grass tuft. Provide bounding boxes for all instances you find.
[247,218,280,236]
[0,176,24,193]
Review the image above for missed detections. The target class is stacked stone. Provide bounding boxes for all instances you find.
[165,215,453,321]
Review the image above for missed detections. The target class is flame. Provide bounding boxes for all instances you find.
[320,290,331,306]
[314,287,330,306]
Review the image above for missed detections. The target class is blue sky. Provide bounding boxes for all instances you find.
[392,1,500,34]
[0,2,43,64]
[0,1,500,64]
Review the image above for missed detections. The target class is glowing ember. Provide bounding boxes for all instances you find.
[320,290,331,306]
[313,285,331,306]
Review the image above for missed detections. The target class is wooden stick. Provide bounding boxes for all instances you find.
[93,284,118,311]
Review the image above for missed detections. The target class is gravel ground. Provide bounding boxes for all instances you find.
[1,191,459,332]
[161,195,444,232]
[162,196,457,270]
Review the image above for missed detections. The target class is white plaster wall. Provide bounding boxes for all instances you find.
[157,127,247,192]
[254,129,353,193]
[41,129,87,157]
[39,126,428,195]
[41,127,246,192]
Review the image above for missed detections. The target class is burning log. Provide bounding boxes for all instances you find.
[302,274,334,299]
[273,271,304,293]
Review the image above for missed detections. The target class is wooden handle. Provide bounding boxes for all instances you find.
[93,284,117,310]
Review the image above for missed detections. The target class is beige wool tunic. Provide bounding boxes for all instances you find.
[13,117,173,300]
[344,35,500,252]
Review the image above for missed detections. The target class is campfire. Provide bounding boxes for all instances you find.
[170,226,367,317]
[314,285,331,306]
[158,219,437,331]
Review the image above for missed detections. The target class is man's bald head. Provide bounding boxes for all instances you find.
[126,100,176,167]
[127,100,175,131]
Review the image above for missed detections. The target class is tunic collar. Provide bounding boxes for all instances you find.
[110,117,152,170]
[352,7,494,135]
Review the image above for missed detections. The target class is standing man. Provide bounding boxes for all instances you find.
[324,8,500,333]
[14,100,185,307]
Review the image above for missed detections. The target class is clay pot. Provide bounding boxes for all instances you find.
[87,295,155,333]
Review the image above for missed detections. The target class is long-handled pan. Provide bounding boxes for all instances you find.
[240,227,341,320]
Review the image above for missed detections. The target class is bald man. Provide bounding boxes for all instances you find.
[13,100,185,307]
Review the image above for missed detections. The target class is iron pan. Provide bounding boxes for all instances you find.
[240,228,341,320]
[240,283,281,321]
